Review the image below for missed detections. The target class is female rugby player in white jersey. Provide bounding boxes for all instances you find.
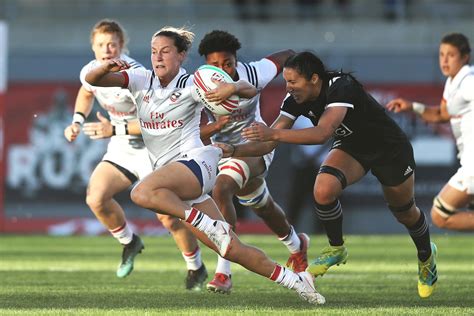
[64,19,151,279]
[85,26,325,305]
[387,33,474,231]
[197,30,309,294]
[65,20,219,289]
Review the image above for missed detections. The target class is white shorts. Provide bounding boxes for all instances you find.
[448,165,474,194]
[177,145,223,204]
[102,136,152,181]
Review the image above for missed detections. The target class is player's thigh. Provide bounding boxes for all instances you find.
[138,162,202,200]
[217,156,265,192]
[315,149,366,193]
[438,182,471,209]
[89,161,133,198]
[236,156,268,194]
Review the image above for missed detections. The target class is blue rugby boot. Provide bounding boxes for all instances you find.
[116,234,144,278]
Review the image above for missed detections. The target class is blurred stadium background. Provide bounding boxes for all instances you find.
[0,0,473,236]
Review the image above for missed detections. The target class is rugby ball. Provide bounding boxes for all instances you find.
[193,65,240,115]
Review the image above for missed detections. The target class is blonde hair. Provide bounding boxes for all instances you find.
[90,19,129,54]
[153,26,194,53]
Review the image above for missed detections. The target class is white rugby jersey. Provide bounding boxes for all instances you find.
[442,64,474,166]
[123,67,204,169]
[206,58,278,144]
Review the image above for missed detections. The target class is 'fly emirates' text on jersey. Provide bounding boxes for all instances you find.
[281,74,408,153]
[122,67,204,169]
[442,64,474,167]
[206,58,278,145]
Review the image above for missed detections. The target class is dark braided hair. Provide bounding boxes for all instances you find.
[284,51,361,90]
[198,30,242,57]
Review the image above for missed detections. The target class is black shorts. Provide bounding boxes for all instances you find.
[332,140,416,187]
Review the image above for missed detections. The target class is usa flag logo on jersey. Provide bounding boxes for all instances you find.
[170,92,182,103]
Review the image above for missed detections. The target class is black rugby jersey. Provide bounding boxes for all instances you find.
[281,74,408,152]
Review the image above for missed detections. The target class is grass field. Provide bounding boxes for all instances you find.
[0,234,473,315]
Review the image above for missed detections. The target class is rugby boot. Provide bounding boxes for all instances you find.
[185,264,208,291]
[207,273,232,294]
[306,244,348,277]
[292,271,326,305]
[206,220,232,257]
[286,233,310,272]
[418,242,438,298]
[116,234,144,278]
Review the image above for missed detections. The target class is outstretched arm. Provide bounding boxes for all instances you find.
[215,114,295,158]
[243,107,347,145]
[386,98,450,123]
[85,59,130,88]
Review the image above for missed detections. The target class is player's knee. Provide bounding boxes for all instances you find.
[86,190,106,213]
[388,198,417,224]
[236,181,270,209]
[130,183,152,208]
[313,185,338,205]
[314,166,346,204]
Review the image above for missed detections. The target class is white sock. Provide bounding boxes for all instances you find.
[184,208,216,233]
[110,222,134,245]
[215,255,232,276]
[182,246,203,271]
[269,264,300,289]
[279,226,301,254]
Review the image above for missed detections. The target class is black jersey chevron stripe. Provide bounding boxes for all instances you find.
[176,74,190,88]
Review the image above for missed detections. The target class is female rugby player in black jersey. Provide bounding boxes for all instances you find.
[217,51,438,299]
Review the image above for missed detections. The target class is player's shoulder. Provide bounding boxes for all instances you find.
[237,61,259,86]
[282,93,298,107]
[175,72,192,88]
[328,74,360,96]
[461,66,474,84]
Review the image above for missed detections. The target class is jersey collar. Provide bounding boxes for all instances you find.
[156,67,187,88]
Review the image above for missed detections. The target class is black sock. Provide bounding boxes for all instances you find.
[315,200,344,246]
[407,211,432,262]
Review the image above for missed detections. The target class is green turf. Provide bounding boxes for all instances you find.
[0,234,473,315]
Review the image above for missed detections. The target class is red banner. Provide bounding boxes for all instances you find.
[2,81,447,234]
